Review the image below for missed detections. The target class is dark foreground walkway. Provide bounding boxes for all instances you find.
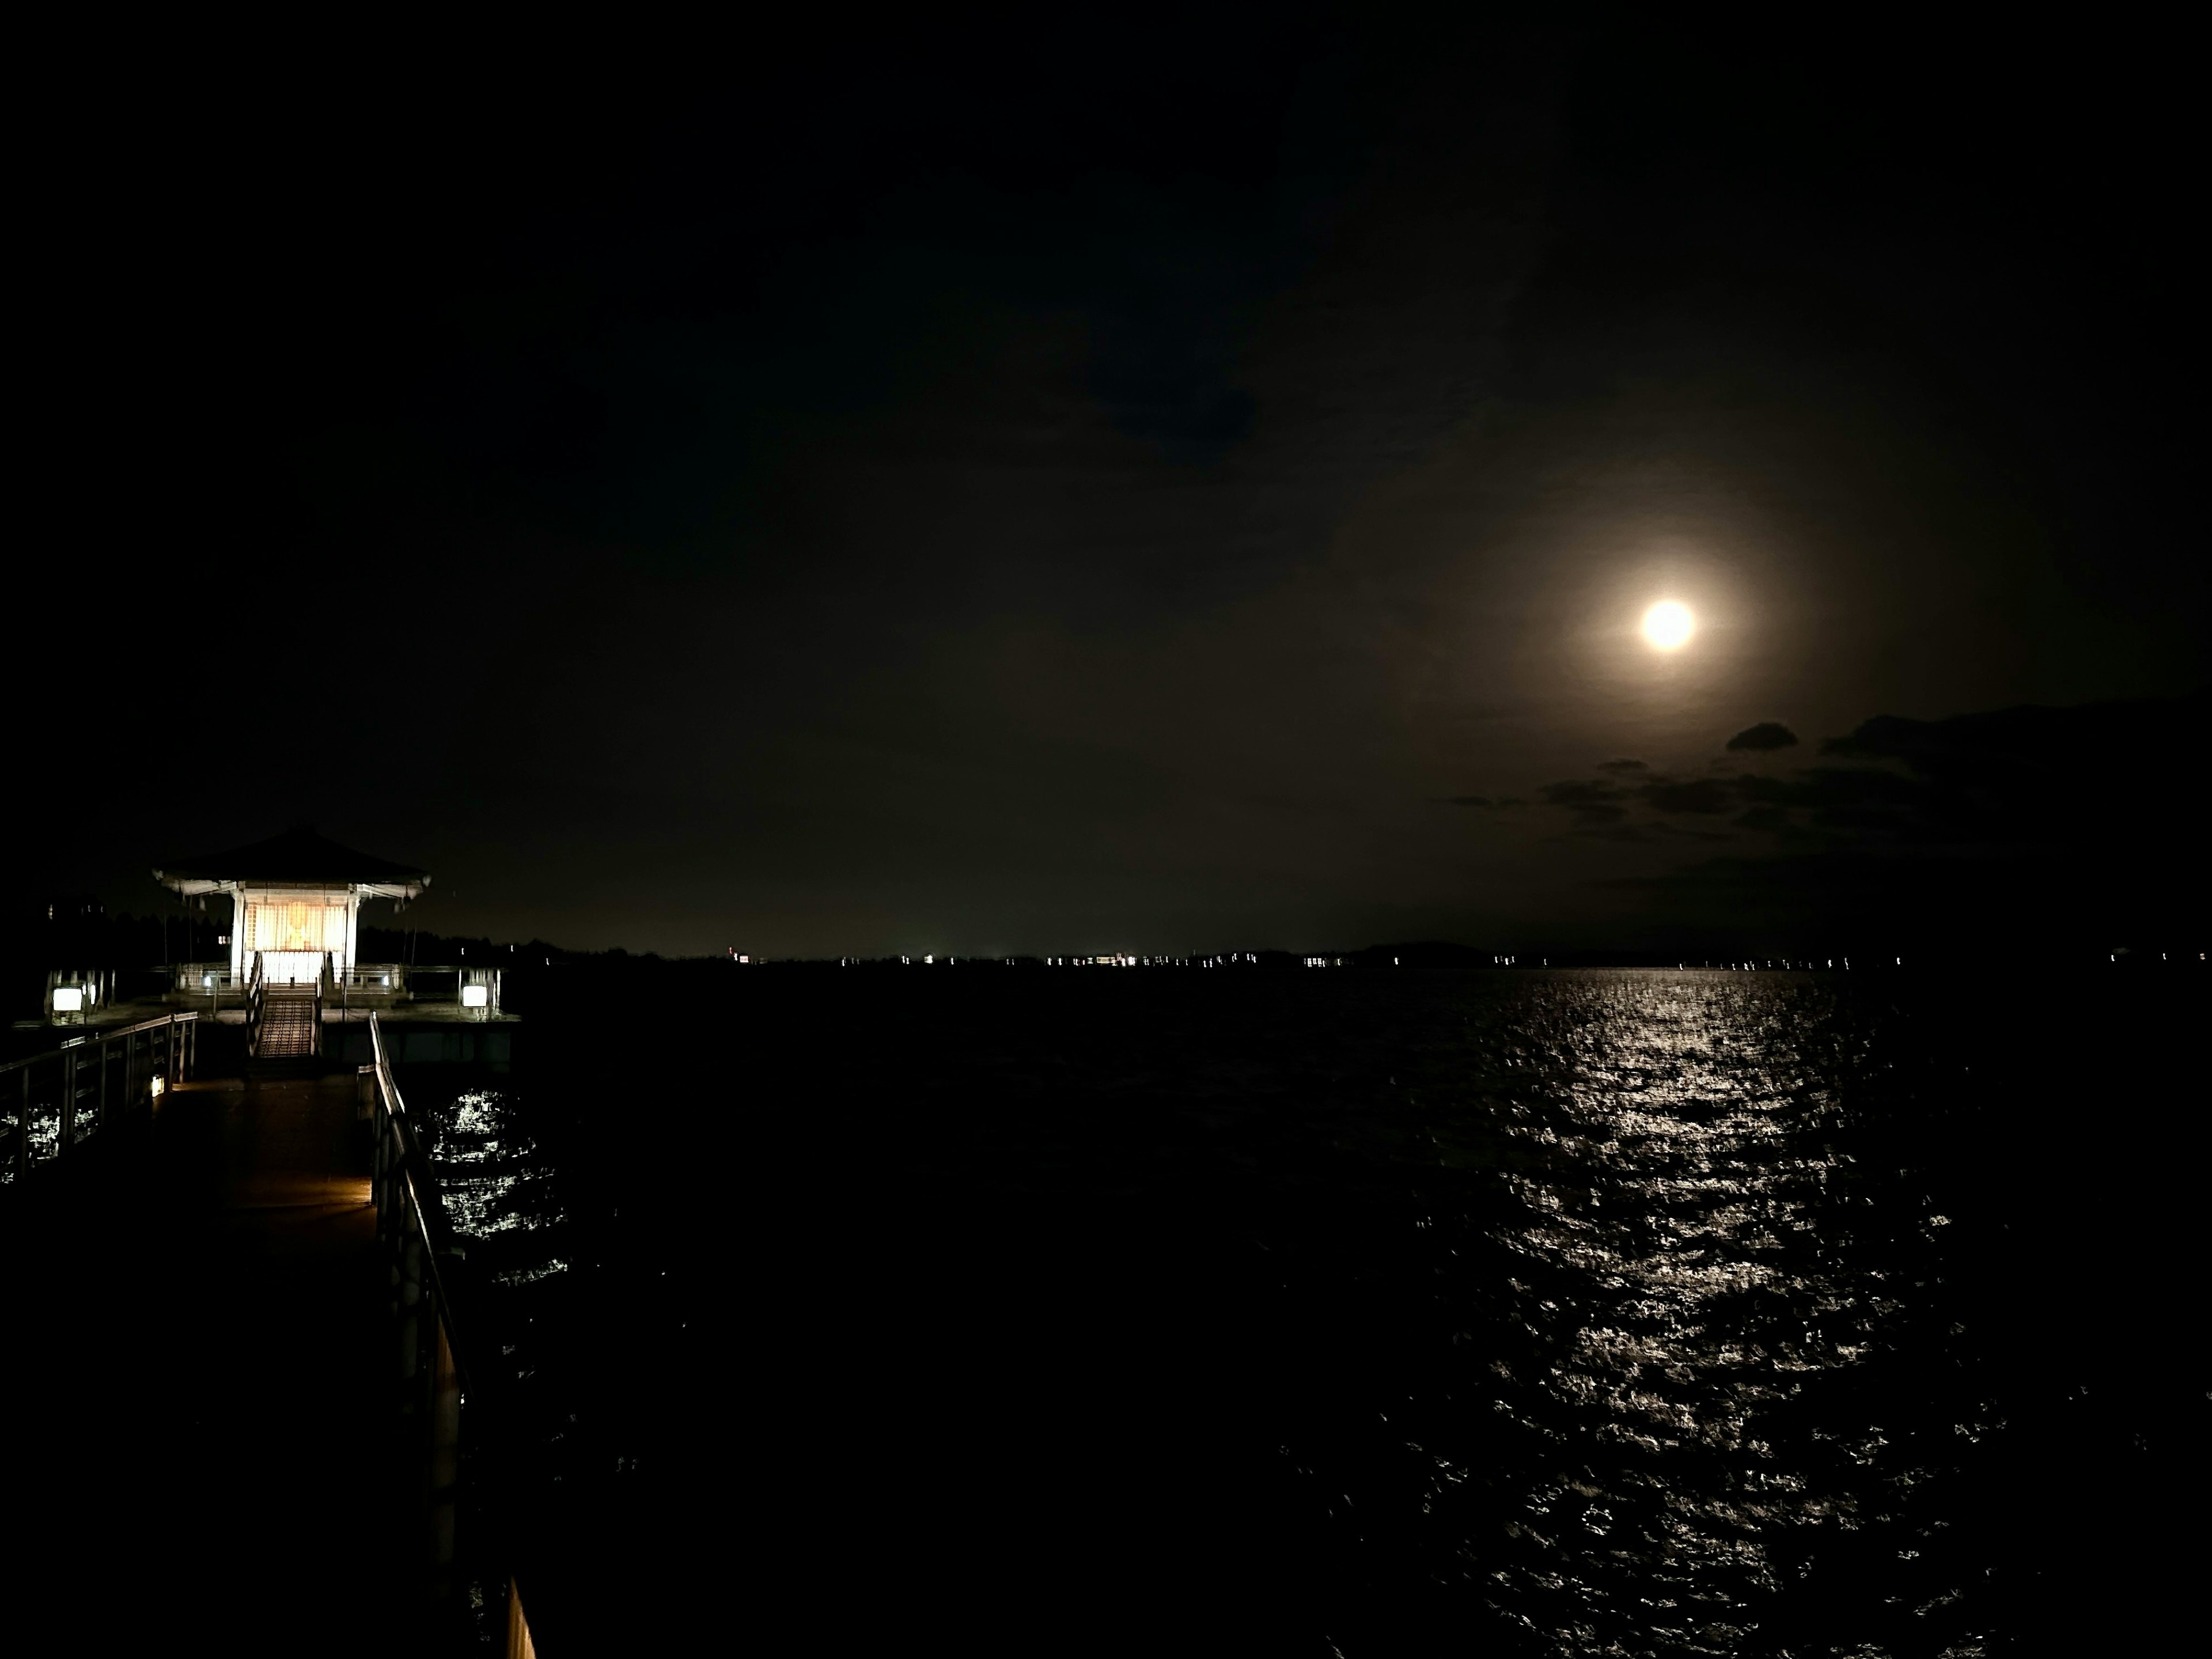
[2,1074,422,1654]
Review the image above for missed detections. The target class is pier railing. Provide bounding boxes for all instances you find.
[363,1010,537,1655]
[173,961,501,1015]
[173,963,244,1005]
[1,1010,198,1184]
[245,952,266,1058]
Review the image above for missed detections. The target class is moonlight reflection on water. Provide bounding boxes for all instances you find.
[1465,979,1966,1652]
[441,966,2189,1656]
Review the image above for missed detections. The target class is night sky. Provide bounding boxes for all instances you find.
[22,13,2203,956]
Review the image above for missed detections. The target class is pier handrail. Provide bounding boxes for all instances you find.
[245,952,266,1058]
[336,963,407,991]
[366,1009,466,1369]
[363,1011,537,1653]
[3,1010,198,1183]
[0,1009,201,1077]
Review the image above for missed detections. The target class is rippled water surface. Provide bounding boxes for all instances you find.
[421,967,2200,1656]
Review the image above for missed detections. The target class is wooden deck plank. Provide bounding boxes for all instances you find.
[1,1074,430,1654]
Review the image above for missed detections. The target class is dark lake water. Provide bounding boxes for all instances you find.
[416,966,2202,1656]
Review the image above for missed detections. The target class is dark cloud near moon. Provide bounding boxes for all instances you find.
[1538,781,1631,826]
[1638,779,1739,816]
[1726,723,1799,752]
[1530,690,2210,949]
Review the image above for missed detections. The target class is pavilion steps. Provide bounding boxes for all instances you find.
[251,988,322,1078]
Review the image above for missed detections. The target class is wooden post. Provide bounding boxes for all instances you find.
[374,1112,393,1230]
[14,1070,26,1180]
[399,1229,425,1409]
[58,1051,75,1150]
[97,1035,110,1132]
[430,1315,461,1578]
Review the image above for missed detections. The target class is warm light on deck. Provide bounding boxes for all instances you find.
[52,987,83,1013]
[461,984,490,1008]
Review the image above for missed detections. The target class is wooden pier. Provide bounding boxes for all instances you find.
[1,1002,534,1655]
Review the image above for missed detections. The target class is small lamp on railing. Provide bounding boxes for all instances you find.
[461,982,490,1021]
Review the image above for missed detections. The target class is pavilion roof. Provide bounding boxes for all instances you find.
[154,825,431,892]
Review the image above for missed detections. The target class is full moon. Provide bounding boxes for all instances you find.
[1642,600,1695,650]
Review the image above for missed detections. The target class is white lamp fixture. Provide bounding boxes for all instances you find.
[460,984,490,1009]
[52,986,84,1013]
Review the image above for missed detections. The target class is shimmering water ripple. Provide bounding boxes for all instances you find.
[420,966,2198,1656]
[1325,974,1999,1656]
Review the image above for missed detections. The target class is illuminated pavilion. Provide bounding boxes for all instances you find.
[154,825,429,984]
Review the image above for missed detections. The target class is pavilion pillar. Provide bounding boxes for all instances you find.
[229,888,248,980]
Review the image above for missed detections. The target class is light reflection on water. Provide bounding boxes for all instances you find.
[430,1089,569,1302]
[433,1088,565,1240]
[1342,975,1997,1656]
[1510,982,1884,1647]
[435,966,2197,1655]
